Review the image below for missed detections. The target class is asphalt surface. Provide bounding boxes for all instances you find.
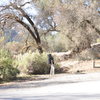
[0,73,100,100]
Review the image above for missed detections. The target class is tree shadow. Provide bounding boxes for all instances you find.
[0,79,80,90]
[0,94,100,100]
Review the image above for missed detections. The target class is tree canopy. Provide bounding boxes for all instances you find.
[0,0,100,53]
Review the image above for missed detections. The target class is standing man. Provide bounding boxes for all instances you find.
[48,54,55,75]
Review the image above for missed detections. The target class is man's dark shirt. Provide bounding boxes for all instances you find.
[48,54,54,64]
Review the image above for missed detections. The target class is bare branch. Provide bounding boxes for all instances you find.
[9,3,41,44]
[20,2,31,7]
[82,20,100,35]
[15,17,38,43]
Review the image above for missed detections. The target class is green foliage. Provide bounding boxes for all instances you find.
[29,52,50,74]
[97,38,100,43]
[15,51,35,73]
[44,34,67,52]
[0,49,19,81]
[15,51,60,74]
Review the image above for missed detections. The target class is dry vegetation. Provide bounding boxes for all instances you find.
[55,43,100,74]
[0,0,100,83]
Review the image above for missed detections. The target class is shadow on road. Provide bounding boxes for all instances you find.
[0,79,79,90]
[0,94,100,100]
[1,73,100,90]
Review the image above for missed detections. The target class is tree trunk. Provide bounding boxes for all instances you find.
[16,18,43,54]
[37,45,43,54]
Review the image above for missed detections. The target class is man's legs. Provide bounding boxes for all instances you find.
[50,64,55,75]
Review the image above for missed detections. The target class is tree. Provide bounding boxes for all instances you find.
[1,0,100,54]
[35,0,100,53]
[0,0,43,53]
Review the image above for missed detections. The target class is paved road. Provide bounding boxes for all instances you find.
[0,73,100,100]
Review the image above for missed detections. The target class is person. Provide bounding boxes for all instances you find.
[47,54,55,75]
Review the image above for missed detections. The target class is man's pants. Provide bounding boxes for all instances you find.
[50,64,55,75]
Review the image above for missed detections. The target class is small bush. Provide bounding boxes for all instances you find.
[15,51,60,74]
[14,51,35,73]
[29,52,49,74]
[0,49,19,81]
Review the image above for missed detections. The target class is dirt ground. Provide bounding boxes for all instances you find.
[59,59,100,74]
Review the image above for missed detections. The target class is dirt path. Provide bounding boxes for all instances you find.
[59,59,100,73]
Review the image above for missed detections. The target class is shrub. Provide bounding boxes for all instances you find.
[0,49,19,81]
[29,52,49,74]
[14,51,35,73]
[15,51,60,74]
